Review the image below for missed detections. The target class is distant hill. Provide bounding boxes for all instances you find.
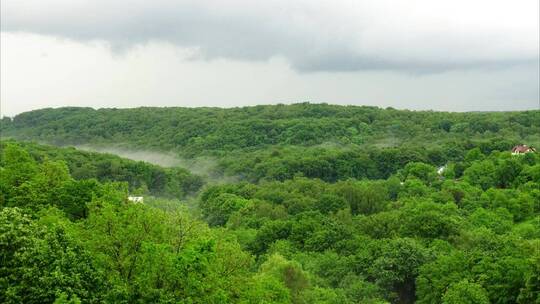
[2,104,538,182]
[3,104,538,155]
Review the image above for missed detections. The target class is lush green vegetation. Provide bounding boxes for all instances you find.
[1,104,539,303]
[0,140,203,199]
[4,104,539,181]
[3,104,539,154]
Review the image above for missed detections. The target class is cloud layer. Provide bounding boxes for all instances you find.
[2,32,538,116]
[2,0,538,72]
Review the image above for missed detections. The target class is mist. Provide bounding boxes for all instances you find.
[73,145,240,184]
[75,145,185,167]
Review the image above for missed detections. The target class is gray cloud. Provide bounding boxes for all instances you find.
[2,0,538,73]
[1,31,538,116]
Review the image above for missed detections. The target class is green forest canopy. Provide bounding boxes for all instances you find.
[3,104,539,154]
[1,104,539,303]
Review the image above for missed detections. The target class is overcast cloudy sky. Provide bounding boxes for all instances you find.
[1,0,539,116]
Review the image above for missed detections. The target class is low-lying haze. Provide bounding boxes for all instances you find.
[74,145,237,183]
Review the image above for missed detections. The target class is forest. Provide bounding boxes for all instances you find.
[1,104,539,304]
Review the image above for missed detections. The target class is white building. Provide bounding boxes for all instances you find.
[437,165,447,175]
[128,196,144,203]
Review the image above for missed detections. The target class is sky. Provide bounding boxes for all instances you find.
[1,0,539,116]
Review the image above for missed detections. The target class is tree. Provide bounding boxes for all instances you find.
[468,207,513,234]
[0,208,105,304]
[200,192,249,226]
[0,144,38,189]
[315,193,348,214]
[442,280,489,304]
[416,251,471,304]
[517,256,540,304]
[258,254,310,304]
[251,220,292,255]
[333,181,388,215]
[56,179,100,220]
[495,157,523,188]
[367,238,429,304]
[463,160,497,190]
[399,200,461,239]
[400,162,437,184]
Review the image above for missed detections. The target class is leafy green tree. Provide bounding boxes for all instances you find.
[416,251,470,304]
[495,157,523,188]
[339,273,385,303]
[398,179,430,199]
[367,238,428,304]
[259,254,310,304]
[0,144,39,205]
[0,144,39,189]
[517,256,540,304]
[399,200,461,239]
[356,211,400,239]
[463,160,497,190]
[251,220,292,255]
[0,208,105,304]
[241,273,291,304]
[468,207,513,234]
[442,280,489,304]
[315,194,348,214]
[465,148,485,162]
[289,211,351,252]
[200,192,250,226]
[56,179,100,220]
[333,181,388,215]
[400,162,437,184]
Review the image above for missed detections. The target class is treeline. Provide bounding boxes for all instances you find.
[3,104,539,156]
[1,141,538,303]
[0,141,203,198]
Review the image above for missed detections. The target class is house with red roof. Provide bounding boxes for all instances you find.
[511,144,536,155]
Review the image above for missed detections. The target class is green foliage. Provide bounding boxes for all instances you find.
[258,254,309,303]
[0,140,203,199]
[0,208,105,304]
[1,105,539,304]
[442,280,490,304]
[400,162,437,184]
[5,105,539,182]
[334,180,388,215]
[398,200,461,239]
[367,238,429,302]
[200,192,249,226]
[517,256,540,304]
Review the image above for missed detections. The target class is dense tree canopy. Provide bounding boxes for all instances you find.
[1,104,539,303]
[0,141,203,199]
